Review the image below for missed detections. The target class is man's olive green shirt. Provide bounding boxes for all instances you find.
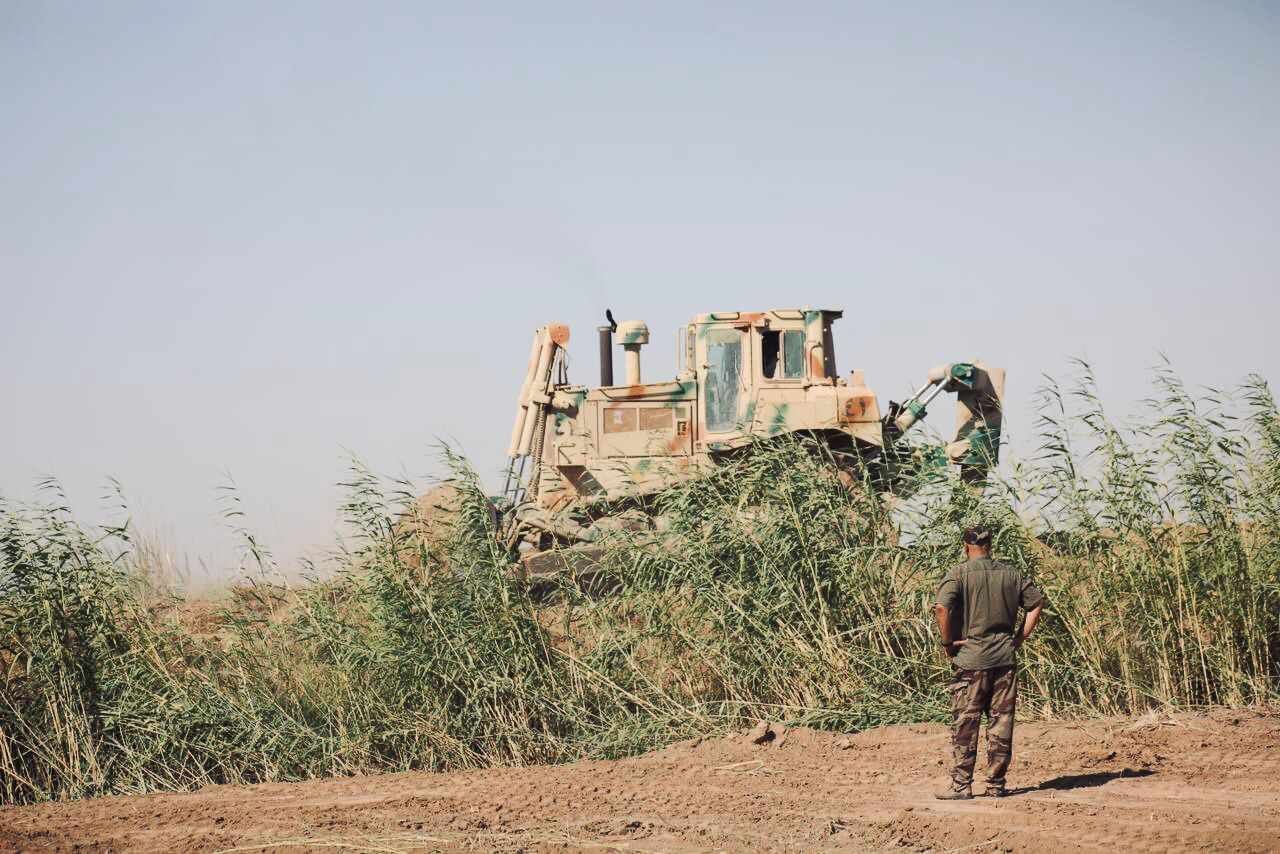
[935,556,1045,671]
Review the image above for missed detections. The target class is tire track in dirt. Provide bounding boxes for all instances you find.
[2,709,1277,852]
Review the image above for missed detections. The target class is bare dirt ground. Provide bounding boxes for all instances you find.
[2,708,1277,853]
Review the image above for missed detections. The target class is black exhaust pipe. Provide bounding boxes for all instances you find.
[598,325,614,386]
[598,309,618,386]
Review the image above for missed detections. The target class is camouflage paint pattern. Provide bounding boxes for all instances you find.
[948,665,1017,794]
[947,362,1005,480]
[508,308,1004,540]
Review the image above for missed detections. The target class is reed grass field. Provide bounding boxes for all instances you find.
[2,365,1277,807]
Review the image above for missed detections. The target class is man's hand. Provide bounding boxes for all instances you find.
[944,639,967,659]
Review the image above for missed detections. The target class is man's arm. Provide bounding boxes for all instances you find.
[933,570,967,658]
[1015,602,1044,647]
[933,604,966,658]
[1016,575,1046,648]
[934,569,967,658]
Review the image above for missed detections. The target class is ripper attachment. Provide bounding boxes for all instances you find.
[884,362,1006,483]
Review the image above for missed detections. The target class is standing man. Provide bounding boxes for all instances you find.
[934,526,1045,799]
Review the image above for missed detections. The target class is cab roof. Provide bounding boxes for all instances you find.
[690,308,843,325]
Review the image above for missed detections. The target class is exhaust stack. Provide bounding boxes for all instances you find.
[597,325,614,386]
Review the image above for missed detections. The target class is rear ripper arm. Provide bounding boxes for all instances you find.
[883,362,1006,483]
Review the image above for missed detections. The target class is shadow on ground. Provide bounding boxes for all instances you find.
[1007,768,1155,796]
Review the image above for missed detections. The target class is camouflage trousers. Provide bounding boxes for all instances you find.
[948,665,1017,792]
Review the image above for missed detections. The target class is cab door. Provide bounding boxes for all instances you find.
[752,325,807,435]
[698,326,749,437]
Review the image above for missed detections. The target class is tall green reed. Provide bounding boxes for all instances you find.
[1,365,1276,805]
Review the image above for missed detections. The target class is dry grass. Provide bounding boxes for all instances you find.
[1,364,1277,805]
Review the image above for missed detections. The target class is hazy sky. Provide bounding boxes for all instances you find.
[3,2,1277,578]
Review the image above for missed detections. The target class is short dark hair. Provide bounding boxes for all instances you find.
[962,526,992,547]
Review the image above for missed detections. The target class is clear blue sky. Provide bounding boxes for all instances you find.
[3,2,1277,577]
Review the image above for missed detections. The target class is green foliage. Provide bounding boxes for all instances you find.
[2,366,1277,805]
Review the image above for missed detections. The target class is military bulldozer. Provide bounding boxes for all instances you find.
[488,308,1005,558]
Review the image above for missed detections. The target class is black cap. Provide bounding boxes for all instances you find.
[962,526,992,546]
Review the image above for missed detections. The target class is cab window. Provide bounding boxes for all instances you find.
[761,328,805,380]
[704,327,743,431]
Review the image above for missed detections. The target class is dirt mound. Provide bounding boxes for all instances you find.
[397,482,488,568]
[3,709,1277,852]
